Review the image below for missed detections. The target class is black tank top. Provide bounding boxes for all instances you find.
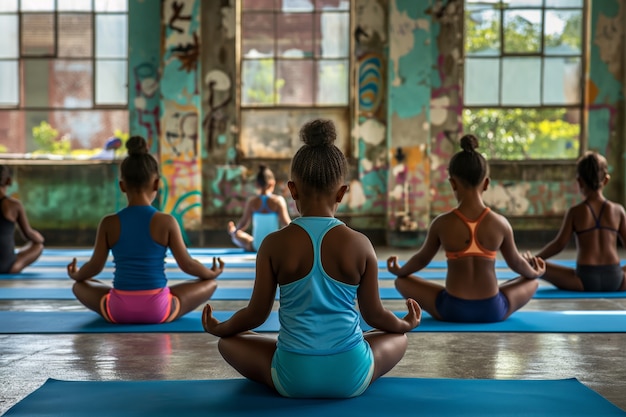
[0,196,16,266]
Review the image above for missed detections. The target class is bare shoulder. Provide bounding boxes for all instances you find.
[151,211,177,227]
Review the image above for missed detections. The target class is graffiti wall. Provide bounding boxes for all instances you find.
[160,0,203,235]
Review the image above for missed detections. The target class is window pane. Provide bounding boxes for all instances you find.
[545,0,583,7]
[462,108,580,160]
[52,60,93,108]
[545,10,581,55]
[24,59,52,107]
[282,0,314,12]
[242,59,276,105]
[464,58,500,105]
[96,60,127,105]
[315,12,349,58]
[21,109,129,153]
[20,0,54,11]
[242,13,275,58]
[316,0,349,10]
[0,15,19,58]
[95,0,127,12]
[543,57,580,105]
[242,0,275,10]
[505,0,543,6]
[96,14,127,58]
[465,6,500,56]
[277,13,313,57]
[503,10,542,53]
[0,61,19,106]
[0,0,17,12]
[21,13,55,56]
[317,60,348,105]
[277,59,314,105]
[501,57,541,105]
[0,111,23,153]
[58,0,92,11]
[59,14,93,57]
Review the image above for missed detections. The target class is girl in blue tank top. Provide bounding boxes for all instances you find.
[203,119,421,398]
[227,165,291,252]
[67,136,224,324]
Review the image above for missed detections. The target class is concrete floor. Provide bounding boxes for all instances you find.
[1,247,625,414]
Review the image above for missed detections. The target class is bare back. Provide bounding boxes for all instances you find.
[570,199,626,265]
[435,209,505,299]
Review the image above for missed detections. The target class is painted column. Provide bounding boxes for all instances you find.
[160,0,203,239]
[350,0,389,231]
[588,0,625,203]
[386,0,432,246]
[128,0,161,152]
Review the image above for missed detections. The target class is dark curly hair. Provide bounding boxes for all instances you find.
[120,136,159,190]
[448,134,489,187]
[577,151,608,191]
[290,119,347,193]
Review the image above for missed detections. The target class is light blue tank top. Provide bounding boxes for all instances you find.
[252,195,279,251]
[111,206,167,290]
[276,217,363,355]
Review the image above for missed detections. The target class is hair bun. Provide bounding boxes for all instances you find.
[300,119,336,147]
[126,136,148,156]
[460,134,479,153]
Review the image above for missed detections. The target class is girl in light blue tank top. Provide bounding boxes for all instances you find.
[228,165,291,252]
[203,119,421,398]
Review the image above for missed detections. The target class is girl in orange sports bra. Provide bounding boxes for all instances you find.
[386,134,545,323]
[535,151,626,292]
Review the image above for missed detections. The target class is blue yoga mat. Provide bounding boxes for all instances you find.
[1,310,625,334]
[3,377,623,417]
[2,286,625,300]
[41,248,250,257]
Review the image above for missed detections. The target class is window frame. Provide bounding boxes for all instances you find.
[462,0,589,160]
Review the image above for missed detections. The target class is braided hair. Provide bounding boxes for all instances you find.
[0,165,11,186]
[291,119,347,193]
[448,134,489,187]
[577,151,608,191]
[120,136,159,190]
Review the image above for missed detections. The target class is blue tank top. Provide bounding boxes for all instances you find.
[111,206,167,290]
[252,195,279,251]
[276,217,363,355]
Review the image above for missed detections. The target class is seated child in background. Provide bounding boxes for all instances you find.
[535,151,626,292]
[387,134,545,323]
[67,136,224,324]
[203,119,421,398]
[227,165,291,252]
[0,165,44,274]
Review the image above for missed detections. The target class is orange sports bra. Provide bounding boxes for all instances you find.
[445,207,497,260]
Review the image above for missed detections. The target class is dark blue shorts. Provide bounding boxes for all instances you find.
[435,290,510,323]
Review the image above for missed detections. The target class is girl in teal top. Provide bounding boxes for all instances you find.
[203,119,421,398]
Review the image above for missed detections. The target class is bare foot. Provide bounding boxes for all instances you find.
[227,221,236,234]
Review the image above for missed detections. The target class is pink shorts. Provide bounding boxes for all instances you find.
[101,287,179,324]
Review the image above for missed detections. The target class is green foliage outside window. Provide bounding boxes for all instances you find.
[462,108,579,160]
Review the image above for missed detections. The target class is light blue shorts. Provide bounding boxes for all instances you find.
[271,341,374,398]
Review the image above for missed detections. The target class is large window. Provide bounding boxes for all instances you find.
[463,0,584,160]
[239,0,351,158]
[0,0,128,159]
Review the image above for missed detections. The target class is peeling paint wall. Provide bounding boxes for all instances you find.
[3,0,625,247]
[386,0,432,246]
